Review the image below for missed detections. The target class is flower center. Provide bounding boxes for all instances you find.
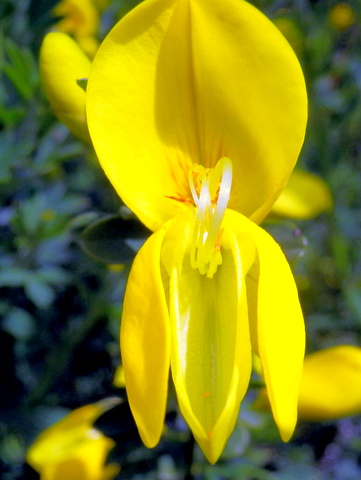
[189,157,233,278]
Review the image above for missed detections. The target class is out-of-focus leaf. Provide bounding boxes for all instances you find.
[35,236,72,266]
[69,212,100,230]
[331,230,350,277]
[3,308,35,340]
[80,215,150,264]
[28,0,59,29]
[0,267,32,287]
[32,126,85,173]
[305,27,332,72]
[344,280,361,326]
[24,277,55,309]
[36,267,72,286]
[3,38,38,100]
[0,104,25,128]
[0,267,57,309]
[16,196,44,236]
[0,130,33,181]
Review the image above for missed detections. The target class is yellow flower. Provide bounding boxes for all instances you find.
[298,345,361,421]
[328,2,356,31]
[257,346,361,422]
[52,0,100,57]
[271,169,333,219]
[39,32,91,143]
[26,399,120,480]
[86,0,307,462]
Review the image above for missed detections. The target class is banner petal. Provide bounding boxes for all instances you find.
[87,0,307,230]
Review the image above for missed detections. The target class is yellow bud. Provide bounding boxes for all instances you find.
[39,32,91,142]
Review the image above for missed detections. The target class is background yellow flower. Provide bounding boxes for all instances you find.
[27,400,120,480]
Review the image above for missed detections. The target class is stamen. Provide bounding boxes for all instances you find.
[189,157,233,278]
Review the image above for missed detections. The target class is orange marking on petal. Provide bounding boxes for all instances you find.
[215,228,223,253]
[165,195,194,204]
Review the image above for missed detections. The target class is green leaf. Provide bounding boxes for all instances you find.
[76,78,88,92]
[0,104,25,128]
[36,267,72,286]
[0,268,55,308]
[80,215,151,264]
[344,280,361,326]
[24,278,55,309]
[3,308,35,340]
[0,267,32,287]
[3,38,38,100]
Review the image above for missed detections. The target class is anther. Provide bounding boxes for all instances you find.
[188,157,232,278]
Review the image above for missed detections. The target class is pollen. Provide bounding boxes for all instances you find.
[188,157,233,278]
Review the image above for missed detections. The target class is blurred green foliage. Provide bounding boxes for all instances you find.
[1,0,361,479]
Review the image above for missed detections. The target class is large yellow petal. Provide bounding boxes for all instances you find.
[298,345,361,420]
[163,214,252,463]
[270,170,333,219]
[40,32,91,142]
[227,210,305,442]
[87,0,307,231]
[121,224,171,447]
